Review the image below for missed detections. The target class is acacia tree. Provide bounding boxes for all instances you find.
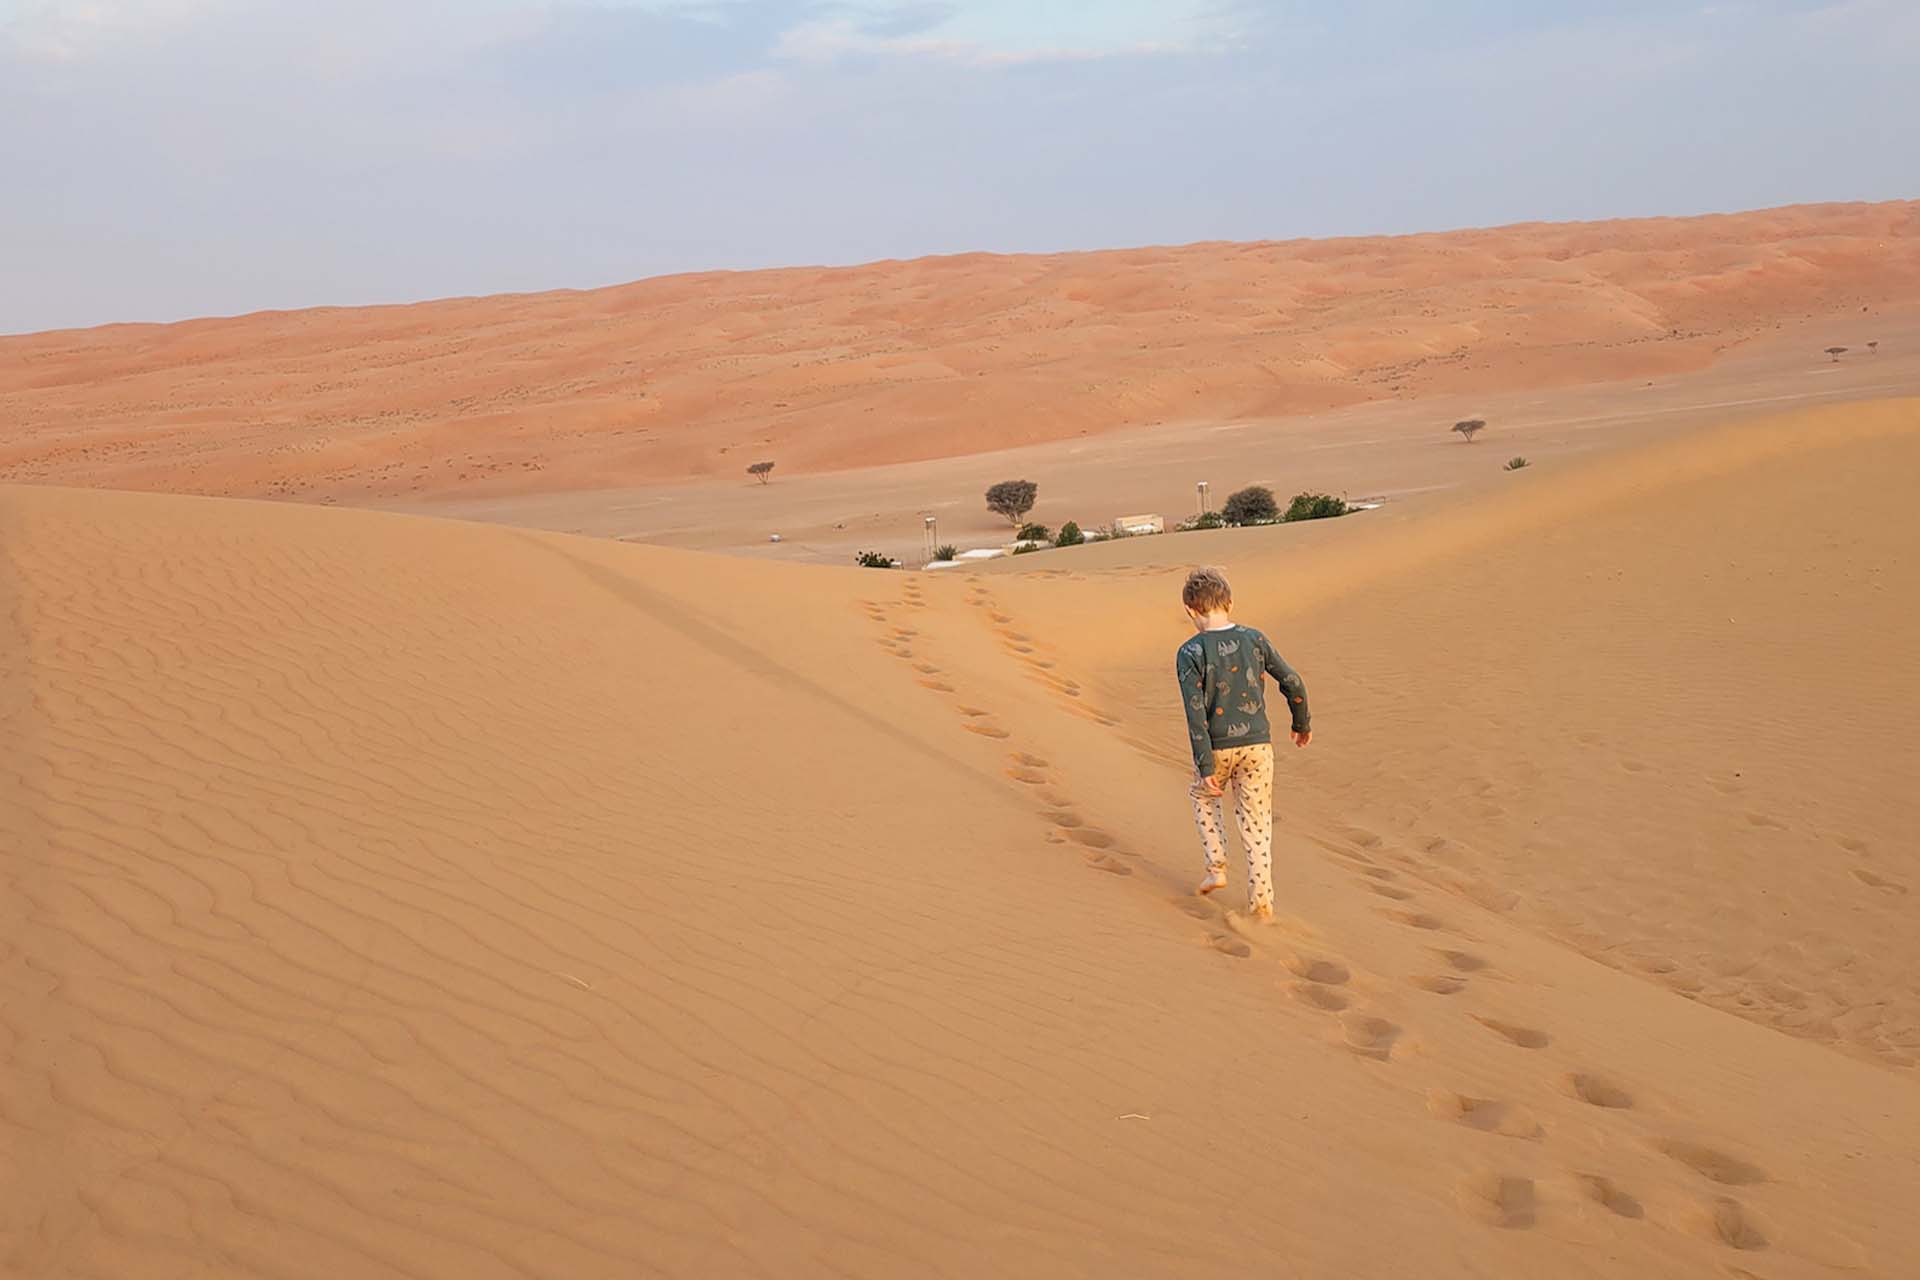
[985,479,1038,526]
[1222,485,1279,524]
[1452,418,1487,443]
[747,461,776,484]
[1826,346,1849,362]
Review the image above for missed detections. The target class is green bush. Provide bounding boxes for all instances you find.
[1504,456,1530,471]
[1182,511,1225,531]
[1011,542,1041,555]
[1222,485,1279,525]
[933,544,959,561]
[1055,521,1084,547]
[1016,522,1051,543]
[854,551,894,569]
[1282,492,1348,522]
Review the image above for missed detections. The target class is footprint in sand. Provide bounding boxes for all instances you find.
[1566,1073,1634,1109]
[1007,768,1048,784]
[1653,1140,1767,1187]
[1208,932,1252,959]
[1282,953,1350,986]
[1342,1014,1402,1061]
[1383,908,1448,931]
[963,722,1011,739]
[1434,949,1488,973]
[1291,983,1351,1012]
[989,612,1013,624]
[1012,752,1048,767]
[1473,1017,1551,1050]
[1412,974,1469,995]
[1849,867,1908,894]
[956,705,992,717]
[1428,1092,1542,1140]
[1046,810,1084,828]
[1701,1197,1769,1251]
[918,678,955,692]
[1366,883,1416,901]
[1458,1174,1535,1229]
[1174,897,1221,922]
[1083,853,1132,876]
[1577,1175,1644,1220]
[914,662,940,674]
[1066,827,1118,851]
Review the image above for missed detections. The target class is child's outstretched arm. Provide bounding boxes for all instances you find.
[1176,642,1217,780]
[1260,636,1313,745]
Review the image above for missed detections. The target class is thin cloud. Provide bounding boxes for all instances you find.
[772,1,1237,66]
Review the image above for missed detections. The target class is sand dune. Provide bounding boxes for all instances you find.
[6,395,1919,1277]
[2,200,1917,504]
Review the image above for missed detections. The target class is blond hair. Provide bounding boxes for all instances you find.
[1182,567,1232,614]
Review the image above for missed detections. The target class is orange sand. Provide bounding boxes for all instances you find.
[2,200,1916,503]
[6,397,1919,1278]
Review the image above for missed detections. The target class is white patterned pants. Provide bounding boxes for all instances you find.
[1190,744,1275,912]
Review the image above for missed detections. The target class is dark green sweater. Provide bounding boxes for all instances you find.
[1175,625,1311,776]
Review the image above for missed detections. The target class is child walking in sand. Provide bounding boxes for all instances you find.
[1176,567,1311,922]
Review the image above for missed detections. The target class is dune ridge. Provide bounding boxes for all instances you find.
[2,200,1917,504]
[6,395,1920,1277]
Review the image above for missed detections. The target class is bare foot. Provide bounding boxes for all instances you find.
[1196,873,1228,896]
[1252,904,1275,923]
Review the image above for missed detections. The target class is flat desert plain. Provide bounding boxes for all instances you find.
[5,204,1920,1279]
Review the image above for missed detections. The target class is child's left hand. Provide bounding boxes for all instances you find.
[1197,774,1225,798]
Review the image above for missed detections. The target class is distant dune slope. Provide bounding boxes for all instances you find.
[6,400,1920,1278]
[986,397,1920,1072]
[2,200,1916,502]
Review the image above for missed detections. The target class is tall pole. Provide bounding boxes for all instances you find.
[923,515,938,561]
[1197,481,1211,515]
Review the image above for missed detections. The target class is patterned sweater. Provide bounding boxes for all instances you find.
[1175,625,1311,776]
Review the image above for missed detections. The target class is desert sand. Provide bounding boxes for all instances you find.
[6,390,1919,1278]
[2,200,1917,504]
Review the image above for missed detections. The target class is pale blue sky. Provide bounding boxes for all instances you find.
[3,0,1915,333]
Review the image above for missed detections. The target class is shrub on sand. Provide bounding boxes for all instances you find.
[1222,486,1279,525]
[1282,493,1348,522]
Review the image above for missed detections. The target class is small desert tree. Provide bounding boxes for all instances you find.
[1054,521,1085,547]
[985,479,1038,526]
[1504,456,1530,471]
[1452,418,1486,443]
[1222,485,1279,525]
[747,461,775,484]
[1825,346,1848,362]
[1868,341,1879,355]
